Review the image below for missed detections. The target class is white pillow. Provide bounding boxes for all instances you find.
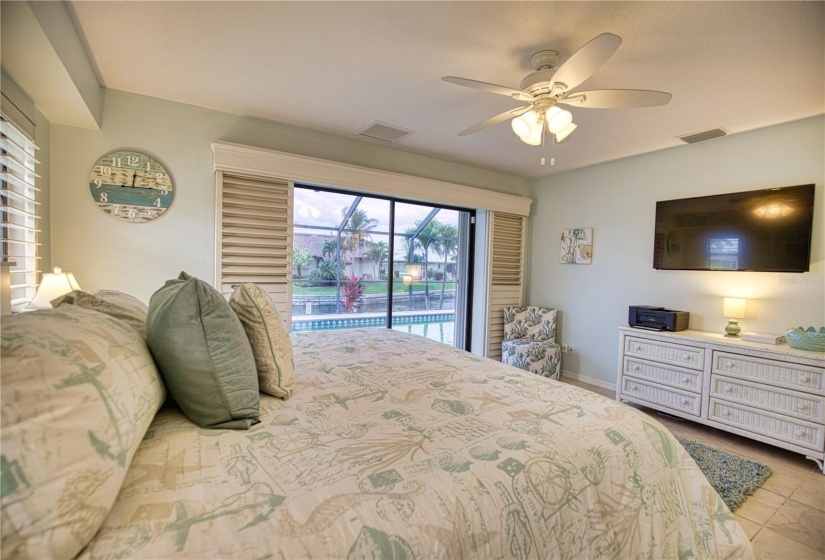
[0,306,165,558]
[229,283,295,398]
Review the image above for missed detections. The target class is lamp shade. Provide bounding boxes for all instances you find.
[27,267,81,309]
[554,122,577,142]
[723,297,747,319]
[511,110,538,139]
[548,109,573,134]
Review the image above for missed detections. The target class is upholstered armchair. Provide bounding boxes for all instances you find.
[501,306,561,379]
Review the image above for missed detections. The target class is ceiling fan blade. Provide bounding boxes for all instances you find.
[442,76,533,100]
[560,89,672,108]
[458,106,531,136]
[550,33,622,93]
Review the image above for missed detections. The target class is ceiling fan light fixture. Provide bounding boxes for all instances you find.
[511,111,536,138]
[523,124,543,146]
[548,109,573,135]
[555,122,577,142]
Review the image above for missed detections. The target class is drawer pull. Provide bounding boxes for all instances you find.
[633,365,640,372]
[798,403,809,411]
[723,385,732,393]
[684,354,691,361]
[726,361,734,368]
[682,376,690,384]
[630,384,638,392]
[800,376,811,383]
[796,429,806,438]
[721,409,730,417]
[681,398,690,406]
[634,344,642,351]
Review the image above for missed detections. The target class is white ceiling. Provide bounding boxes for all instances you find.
[69,1,824,179]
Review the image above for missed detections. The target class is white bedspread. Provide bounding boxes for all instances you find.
[80,328,753,559]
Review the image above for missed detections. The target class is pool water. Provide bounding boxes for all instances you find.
[391,321,455,346]
[292,316,455,346]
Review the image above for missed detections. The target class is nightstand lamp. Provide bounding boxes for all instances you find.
[27,267,82,309]
[723,297,747,338]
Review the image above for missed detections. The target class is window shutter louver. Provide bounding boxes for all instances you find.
[486,212,525,360]
[1,115,40,310]
[218,174,292,324]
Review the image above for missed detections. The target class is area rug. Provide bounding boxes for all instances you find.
[676,436,773,511]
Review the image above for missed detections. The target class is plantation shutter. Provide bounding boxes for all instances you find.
[1,114,40,311]
[486,211,525,360]
[217,174,292,324]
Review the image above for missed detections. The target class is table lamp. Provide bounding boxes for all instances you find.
[723,297,747,338]
[27,267,81,309]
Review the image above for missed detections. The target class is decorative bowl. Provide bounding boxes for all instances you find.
[786,327,825,352]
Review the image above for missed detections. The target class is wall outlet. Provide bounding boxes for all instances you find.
[561,343,569,353]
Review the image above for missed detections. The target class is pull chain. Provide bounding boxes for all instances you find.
[541,125,546,166]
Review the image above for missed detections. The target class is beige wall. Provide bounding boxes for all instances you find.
[527,116,825,386]
[51,89,529,302]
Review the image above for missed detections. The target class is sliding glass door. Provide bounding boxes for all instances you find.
[291,185,473,348]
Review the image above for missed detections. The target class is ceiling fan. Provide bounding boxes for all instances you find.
[443,33,672,164]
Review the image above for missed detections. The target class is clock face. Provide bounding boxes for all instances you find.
[88,150,174,223]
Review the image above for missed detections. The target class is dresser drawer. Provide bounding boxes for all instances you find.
[622,377,701,416]
[711,375,825,423]
[623,357,702,393]
[625,337,704,371]
[712,351,824,395]
[709,398,825,452]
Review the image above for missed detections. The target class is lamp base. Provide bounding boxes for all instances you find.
[725,320,741,338]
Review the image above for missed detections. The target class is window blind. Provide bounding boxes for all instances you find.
[217,174,292,324]
[486,211,525,360]
[1,115,40,310]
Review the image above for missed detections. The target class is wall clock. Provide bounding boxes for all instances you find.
[88,150,174,223]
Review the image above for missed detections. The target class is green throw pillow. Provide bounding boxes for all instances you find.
[146,272,260,429]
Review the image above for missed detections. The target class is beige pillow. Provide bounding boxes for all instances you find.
[1,306,165,559]
[52,289,148,339]
[229,283,295,398]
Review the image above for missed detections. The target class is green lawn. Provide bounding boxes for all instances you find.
[293,281,455,296]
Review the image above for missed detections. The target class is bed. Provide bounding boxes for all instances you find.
[79,328,753,559]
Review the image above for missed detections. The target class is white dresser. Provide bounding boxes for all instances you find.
[617,326,825,473]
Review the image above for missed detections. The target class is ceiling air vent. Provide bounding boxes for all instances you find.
[678,128,728,144]
[355,120,416,143]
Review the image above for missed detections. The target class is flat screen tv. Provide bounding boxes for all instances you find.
[653,184,815,272]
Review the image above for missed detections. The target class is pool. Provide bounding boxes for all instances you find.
[292,313,456,346]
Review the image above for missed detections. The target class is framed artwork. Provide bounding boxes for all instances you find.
[560,228,593,264]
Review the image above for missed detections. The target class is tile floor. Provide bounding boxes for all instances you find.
[561,376,825,559]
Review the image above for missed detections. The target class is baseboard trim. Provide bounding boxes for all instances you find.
[561,370,616,391]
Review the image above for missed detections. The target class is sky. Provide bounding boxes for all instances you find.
[294,187,459,234]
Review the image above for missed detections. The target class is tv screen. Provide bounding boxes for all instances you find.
[654,184,815,272]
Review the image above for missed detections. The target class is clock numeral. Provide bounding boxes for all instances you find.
[113,157,122,168]
[144,210,152,217]
[128,156,139,166]
[113,205,120,215]
[146,162,152,171]
[100,192,109,203]
[94,179,102,188]
[154,198,162,208]
[101,166,112,176]
[160,189,168,195]
[128,208,137,219]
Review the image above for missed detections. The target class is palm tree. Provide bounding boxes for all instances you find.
[434,223,458,309]
[403,220,444,310]
[341,208,379,253]
[365,241,388,278]
[322,238,339,259]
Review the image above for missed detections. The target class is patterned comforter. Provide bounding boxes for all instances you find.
[80,328,753,559]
